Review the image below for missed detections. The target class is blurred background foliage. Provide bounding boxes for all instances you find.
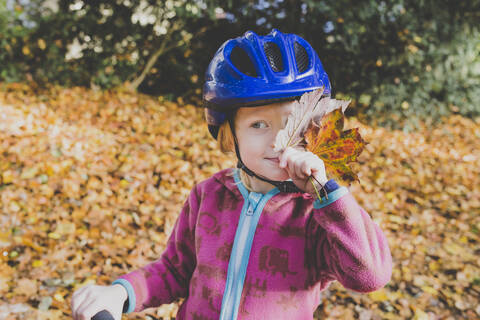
[0,0,479,131]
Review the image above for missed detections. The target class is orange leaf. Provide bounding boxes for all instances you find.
[304,108,367,185]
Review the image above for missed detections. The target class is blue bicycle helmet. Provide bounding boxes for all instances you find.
[203,29,331,194]
[204,28,331,139]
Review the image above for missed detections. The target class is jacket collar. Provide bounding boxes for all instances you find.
[213,168,309,203]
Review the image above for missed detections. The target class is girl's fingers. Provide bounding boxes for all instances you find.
[294,152,317,179]
[301,158,312,176]
[295,157,310,180]
[310,157,328,186]
[279,147,294,168]
[72,285,89,301]
[280,148,327,187]
[76,298,99,320]
[72,289,89,320]
[287,152,305,179]
[281,148,313,179]
[72,284,124,320]
[75,297,94,320]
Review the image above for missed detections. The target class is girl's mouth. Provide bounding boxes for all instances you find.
[265,157,280,163]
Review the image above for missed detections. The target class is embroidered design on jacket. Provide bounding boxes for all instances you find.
[259,245,297,277]
[215,188,240,212]
[198,211,222,235]
[270,221,305,238]
[216,242,233,262]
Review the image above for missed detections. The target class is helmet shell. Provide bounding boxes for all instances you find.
[204,29,331,138]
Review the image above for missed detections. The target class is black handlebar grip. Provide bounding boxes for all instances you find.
[91,310,114,320]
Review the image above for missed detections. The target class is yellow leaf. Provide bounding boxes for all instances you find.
[53,293,64,302]
[149,231,164,243]
[408,44,419,53]
[2,170,14,184]
[421,286,438,295]
[21,237,44,253]
[388,215,404,224]
[22,46,31,55]
[21,167,38,179]
[72,209,86,220]
[0,231,10,246]
[38,38,46,50]
[89,228,100,238]
[428,260,439,272]
[120,179,129,187]
[385,192,395,200]
[9,201,21,212]
[48,232,61,240]
[443,242,462,255]
[45,165,55,176]
[114,235,135,248]
[74,278,96,291]
[32,260,44,267]
[413,307,429,320]
[55,222,76,235]
[368,289,388,301]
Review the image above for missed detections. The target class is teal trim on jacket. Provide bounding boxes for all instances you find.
[112,278,136,313]
[313,186,349,209]
[219,169,280,320]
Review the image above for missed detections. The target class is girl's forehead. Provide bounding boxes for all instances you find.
[237,100,294,119]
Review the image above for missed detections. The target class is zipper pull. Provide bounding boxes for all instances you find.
[246,192,262,216]
[246,204,254,216]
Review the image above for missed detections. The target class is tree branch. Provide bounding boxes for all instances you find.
[126,24,207,91]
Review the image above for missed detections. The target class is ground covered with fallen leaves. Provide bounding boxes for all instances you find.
[0,84,479,320]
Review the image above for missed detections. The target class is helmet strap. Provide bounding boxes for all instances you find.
[228,117,302,193]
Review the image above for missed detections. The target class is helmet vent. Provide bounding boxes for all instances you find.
[294,41,309,73]
[230,46,257,77]
[264,42,284,72]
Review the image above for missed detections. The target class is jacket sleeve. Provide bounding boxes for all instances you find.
[112,184,199,313]
[311,181,393,293]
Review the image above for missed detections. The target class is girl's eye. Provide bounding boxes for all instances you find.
[251,121,267,129]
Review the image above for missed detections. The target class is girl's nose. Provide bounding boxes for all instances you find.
[270,130,279,149]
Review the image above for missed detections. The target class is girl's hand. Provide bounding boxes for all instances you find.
[279,147,328,195]
[71,284,127,320]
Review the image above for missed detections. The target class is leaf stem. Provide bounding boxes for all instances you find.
[310,177,322,202]
[309,175,328,203]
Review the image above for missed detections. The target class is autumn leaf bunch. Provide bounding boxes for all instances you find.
[273,88,367,200]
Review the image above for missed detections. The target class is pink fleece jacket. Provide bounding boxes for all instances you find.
[113,168,392,319]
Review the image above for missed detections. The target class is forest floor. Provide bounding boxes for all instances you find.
[0,83,479,319]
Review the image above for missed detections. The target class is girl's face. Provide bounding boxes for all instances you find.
[234,101,294,186]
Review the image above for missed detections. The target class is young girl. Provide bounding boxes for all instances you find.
[71,29,392,320]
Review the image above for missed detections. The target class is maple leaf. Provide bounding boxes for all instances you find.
[273,88,350,152]
[304,108,367,186]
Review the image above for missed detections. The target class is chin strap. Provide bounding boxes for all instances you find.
[228,118,303,193]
